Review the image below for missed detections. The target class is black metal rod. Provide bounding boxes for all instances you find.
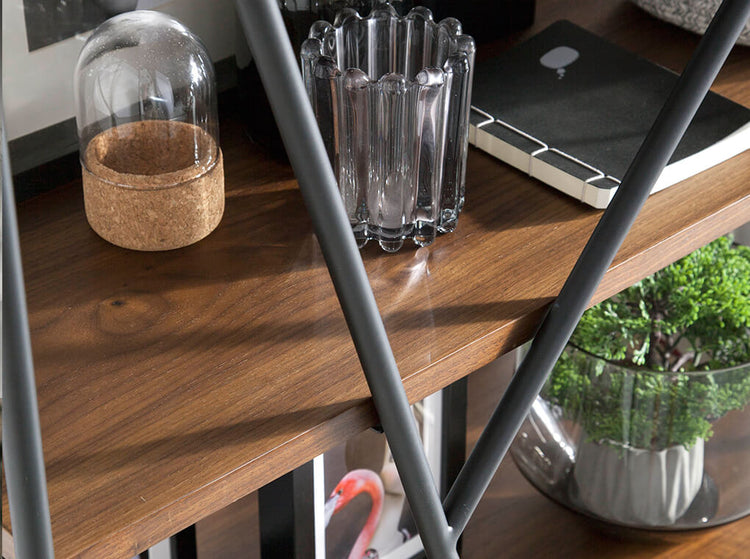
[234,2,457,557]
[169,525,197,559]
[444,0,750,540]
[2,104,55,556]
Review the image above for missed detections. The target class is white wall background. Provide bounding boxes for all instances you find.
[2,0,238,141]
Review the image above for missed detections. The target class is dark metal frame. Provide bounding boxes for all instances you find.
[3,0,749,557]
[3,101,56,559]
[236,1,750,556]
[258,460,318,558]
[169,526,198,559]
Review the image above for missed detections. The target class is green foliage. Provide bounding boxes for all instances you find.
[542,237,750,450]
[571,236,750,370]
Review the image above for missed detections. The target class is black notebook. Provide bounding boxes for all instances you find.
[469,20,750,208]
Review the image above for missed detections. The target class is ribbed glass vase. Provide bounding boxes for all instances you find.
[301,4,475,251]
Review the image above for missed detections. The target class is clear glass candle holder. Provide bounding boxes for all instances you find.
[511,344,750,530]
[301,4,475,251]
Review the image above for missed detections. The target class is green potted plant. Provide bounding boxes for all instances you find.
[534,236,750,527]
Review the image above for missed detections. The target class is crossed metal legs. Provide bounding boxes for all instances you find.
[236,1,750,556]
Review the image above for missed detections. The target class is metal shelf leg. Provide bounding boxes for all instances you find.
[2,102,55,558]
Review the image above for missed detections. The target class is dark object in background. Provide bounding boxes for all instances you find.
[237,59,289,162]
[94,0,139,17]
[418,0,535,44]
[240,0,532,161]
[238,1,415,161]
[22,0,138,52]
[12,152,81,203]
[281,0,414,53]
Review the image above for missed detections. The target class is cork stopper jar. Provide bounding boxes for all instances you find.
[74,10,224,251]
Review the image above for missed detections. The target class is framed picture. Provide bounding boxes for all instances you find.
[321,391,444,559]
[258,381,467,559]
[21,0,169,52]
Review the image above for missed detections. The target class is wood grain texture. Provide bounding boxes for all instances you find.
[3,1,749,557]
[189,358,750,559]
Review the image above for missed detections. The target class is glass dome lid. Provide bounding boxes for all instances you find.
[74,10,224,252]
[74,10,219,180]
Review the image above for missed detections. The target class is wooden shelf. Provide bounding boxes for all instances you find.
[3,1,749,557]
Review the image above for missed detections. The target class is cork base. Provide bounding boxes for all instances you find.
[82,120,224,251]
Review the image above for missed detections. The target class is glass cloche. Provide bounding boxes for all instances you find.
[74,10,223,251]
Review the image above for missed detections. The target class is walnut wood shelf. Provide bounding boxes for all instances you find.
[3,1,749,557]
